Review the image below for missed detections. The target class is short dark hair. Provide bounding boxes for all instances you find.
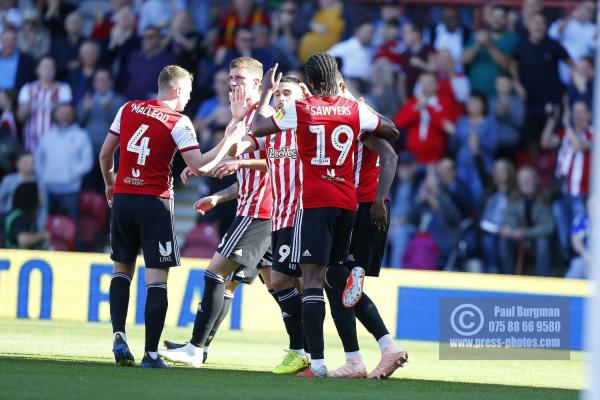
[305,52,339,97]
[280,75,302,85]
[469,90,488,115]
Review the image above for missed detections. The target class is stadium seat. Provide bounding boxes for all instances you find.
[79,190,107,248]
[181,223,220,258]
[46,215,76,251]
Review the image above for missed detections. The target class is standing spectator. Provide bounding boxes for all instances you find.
[3,182,49,249]
[498,166,554,276]
[18,8,51,61]
[0,151,35,214]
[122,26,176,101]
[298,0,344,65]
[510,0,543,38]
[328,21,374,89]
[394,72,452,164]
[462,5,518,97]
[89,0,130,41]
[193,69,231,147]
[167,11,206,74]
[549,0,596,84]
[541,101,592,260]
[269,0,301,71]
[373,18,403,69]
[0,27,36,91]
[367,59,401,119]
[427,7,471,68]
[50,10,85,80]
[137,0,186,35]
[77,69,126,192]
[568,57,594,108]
[397,22,433,99]
[17,56,73,152]
[40,0,77,37]
[68,41,101,104]
[489,73,525,158]
[512,14,573,146]
[565,203,590,279]
[216,0,270,50]
[35,103,93,225]
[432,49,469,121]
[372,0,407,48]
[450,92,498,208]
[106,6,139,94]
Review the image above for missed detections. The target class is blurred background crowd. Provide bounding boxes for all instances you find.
[0,0,596,279]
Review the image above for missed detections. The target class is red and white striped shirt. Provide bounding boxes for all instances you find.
[556,128,592,196]
[17,81,72,151]
[251,129,299,231]
[235,104,272,219]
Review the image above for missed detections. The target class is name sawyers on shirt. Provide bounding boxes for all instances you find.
[130,103,170,123]
[308,105,352,116]
[267,147,296,159]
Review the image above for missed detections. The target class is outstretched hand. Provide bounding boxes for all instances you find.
[262,63,282,93]
[229,85,248,121]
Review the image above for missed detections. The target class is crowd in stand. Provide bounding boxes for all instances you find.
[0,0,595,279]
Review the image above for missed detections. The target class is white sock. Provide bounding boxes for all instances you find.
[113,331,126,343]
[291,349,305,357]
[345,351,361,361]
[148,351,158,360]
[306,353,311,362]
[311,358,325,370]
[377,334,395,353]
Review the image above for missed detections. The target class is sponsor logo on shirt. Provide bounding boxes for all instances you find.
[267,147,296,159]
[321,168,345,183]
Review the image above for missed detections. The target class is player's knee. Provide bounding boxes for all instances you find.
[271,272,294,292]
[301,267,325,289]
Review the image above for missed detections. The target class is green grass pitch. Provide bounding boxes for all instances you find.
[0,318,582,400]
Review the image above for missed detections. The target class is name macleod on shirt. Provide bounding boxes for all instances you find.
[308,105,352,116]
[130,103,170,123]
[267,147,296,159]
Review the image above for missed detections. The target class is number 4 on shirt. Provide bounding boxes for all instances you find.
[127,124,150,165]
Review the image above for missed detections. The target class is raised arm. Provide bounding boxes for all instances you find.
[252,64,289,137]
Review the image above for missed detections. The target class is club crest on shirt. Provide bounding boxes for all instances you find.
[276,108,285,120]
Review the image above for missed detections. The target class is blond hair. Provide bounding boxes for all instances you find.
[229,57,263,79]
[158,65,193,90]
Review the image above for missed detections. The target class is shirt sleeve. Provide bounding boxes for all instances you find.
[272,101,297,131]
[358,102,380,132]
[109,103,126,135]
[171,115,200,152]
[17,84,30,104]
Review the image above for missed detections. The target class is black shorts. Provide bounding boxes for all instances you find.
[271,227,301,277]
[349,201,390,277]
[110,194,179,269]
[231,249,272,285]
[291,207,356,265]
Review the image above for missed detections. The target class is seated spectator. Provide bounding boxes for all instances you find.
[478,159,517,273]
[35,103,93,226]
[568,57,594,108]
[394,72,453,164]
[18,8,50,61]
[489,73,525,157]
[50,10,84,80]
[3,181,49,249]
[432,49,469,121]
[0,27,36,91]
[450,91,498,207]
[565,201,590,279]
[548,0,596,85]
[17,56,73,152]
[68,41,101,104]
[328,21,375,90]
[498,166,554,276]
[77,69,126,192]
[122,26,176,100]
[426,6,471,69]
[167,11,206,74]
[0,151,35,214]
[193,69,231,147]
[397,22,433,99]
[216,0,270,50]
[387,151,423,268]
[541,101,592,260]
[298,0,344,65]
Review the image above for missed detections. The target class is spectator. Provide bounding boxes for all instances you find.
[541,101,592,260]
[50,10,84,80]
[35,103,93,225]
[68,41,101,104]
[462,5,518,97]
[432,49,469,121]
[372,0,407,48]
[387,151,423,268]
[549,0,596,84]
[193,69,231,147]
[17,56,73,152]
[510,0,543,38]
[137,0,186,35]
[498,166,554,276]
[77,69,126,192]
[3,181,49,249]
[565,202,590,279]
[167,11,206,74]
[219,26,275,72]
[328,21,374,88]
[436,157,471,218]
[18,8,51,61]
[450,92,498,208]
[89,0,129,41]
[394,72,452,164]
[568,57,594,108]
[373,18,403,70]
[0,27,36,91]
[426,6,471,68]
[512,14,573,146]
[40,0,77,37]
[479,159,517,273]
[489,73,525,157]
[0,91,19,179]
[216,0,270,50]
[0,90,17,138]
[106,6,139,94]
[367,59,400,119]
[269,0,301,71]
[122,26,176,101]
[0,151,35,214]
[397,22,433,99]
[250,24,278,70]
[298,0,344,65]
[0,1,23,33]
